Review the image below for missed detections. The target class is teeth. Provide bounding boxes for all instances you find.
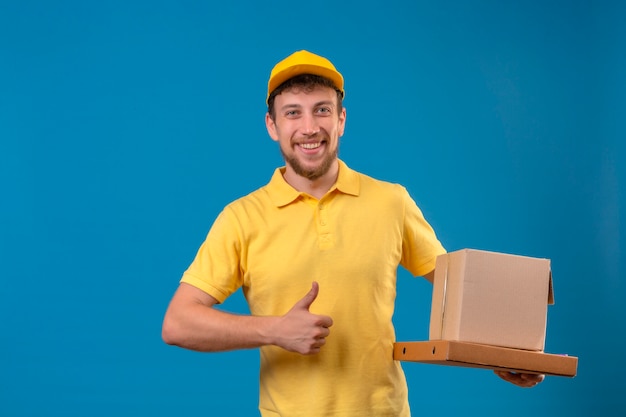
[300,142,322,149]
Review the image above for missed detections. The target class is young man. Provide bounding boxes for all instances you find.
[162,50,543,416]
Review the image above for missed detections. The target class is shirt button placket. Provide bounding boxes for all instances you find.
[317,201,333,249]
[319,203,327,227]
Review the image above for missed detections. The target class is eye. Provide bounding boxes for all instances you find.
[316,107,332,115]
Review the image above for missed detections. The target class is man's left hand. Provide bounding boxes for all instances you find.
[494,370,545,388]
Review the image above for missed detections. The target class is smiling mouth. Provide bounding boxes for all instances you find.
[299,142,323,150]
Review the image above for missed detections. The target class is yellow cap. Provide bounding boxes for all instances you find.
[267,50,344,103]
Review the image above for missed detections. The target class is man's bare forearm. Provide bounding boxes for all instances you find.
[162,282,332,355]
[162,296,277,352]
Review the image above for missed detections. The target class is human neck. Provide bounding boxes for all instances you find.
[283,160,339,200]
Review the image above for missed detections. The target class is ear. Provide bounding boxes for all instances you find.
[338,107,347,137]
[265,112,279,142]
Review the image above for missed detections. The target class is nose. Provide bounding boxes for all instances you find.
[301,113,320,136]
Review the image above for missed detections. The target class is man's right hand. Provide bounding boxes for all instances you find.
[163,281,333,354]
[272,282,333,355]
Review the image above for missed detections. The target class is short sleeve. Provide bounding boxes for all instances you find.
[180,207,244,303]
[400,188,446,277]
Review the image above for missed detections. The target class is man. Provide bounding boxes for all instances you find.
[162,50,543,416]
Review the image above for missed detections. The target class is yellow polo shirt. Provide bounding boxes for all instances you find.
[182,160,446,417]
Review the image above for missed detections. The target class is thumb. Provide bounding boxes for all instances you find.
[294,281,319,311]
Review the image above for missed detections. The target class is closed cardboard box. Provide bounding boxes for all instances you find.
[429,249,554,351]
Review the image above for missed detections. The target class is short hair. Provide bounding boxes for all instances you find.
[267,74,343,120]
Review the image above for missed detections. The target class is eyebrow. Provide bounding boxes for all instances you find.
[279,100,335,112]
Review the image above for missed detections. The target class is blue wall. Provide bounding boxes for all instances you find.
[1,1,624,415]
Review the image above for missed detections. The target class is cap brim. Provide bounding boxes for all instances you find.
[267,64,344,101]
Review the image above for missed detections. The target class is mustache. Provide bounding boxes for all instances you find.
[293,131,328,143]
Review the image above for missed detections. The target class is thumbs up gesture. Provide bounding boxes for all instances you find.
[274,282,334,355]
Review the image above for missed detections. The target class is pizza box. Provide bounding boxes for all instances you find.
[394,340,577,377]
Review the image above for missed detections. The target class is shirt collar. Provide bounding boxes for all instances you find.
[267,159,360,207]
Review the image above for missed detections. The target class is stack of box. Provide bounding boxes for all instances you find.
[394,249,578,377]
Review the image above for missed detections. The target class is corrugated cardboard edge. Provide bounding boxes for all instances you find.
[429,251,467,340]
[393,340,578,377]
[428,253,447,340]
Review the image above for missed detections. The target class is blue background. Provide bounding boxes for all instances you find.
[1,1,624,415]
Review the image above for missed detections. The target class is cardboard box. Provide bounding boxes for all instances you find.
[429,249,554,351]
[393,340,577,377]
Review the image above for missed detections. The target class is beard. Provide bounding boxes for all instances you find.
[280,143,339,181]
